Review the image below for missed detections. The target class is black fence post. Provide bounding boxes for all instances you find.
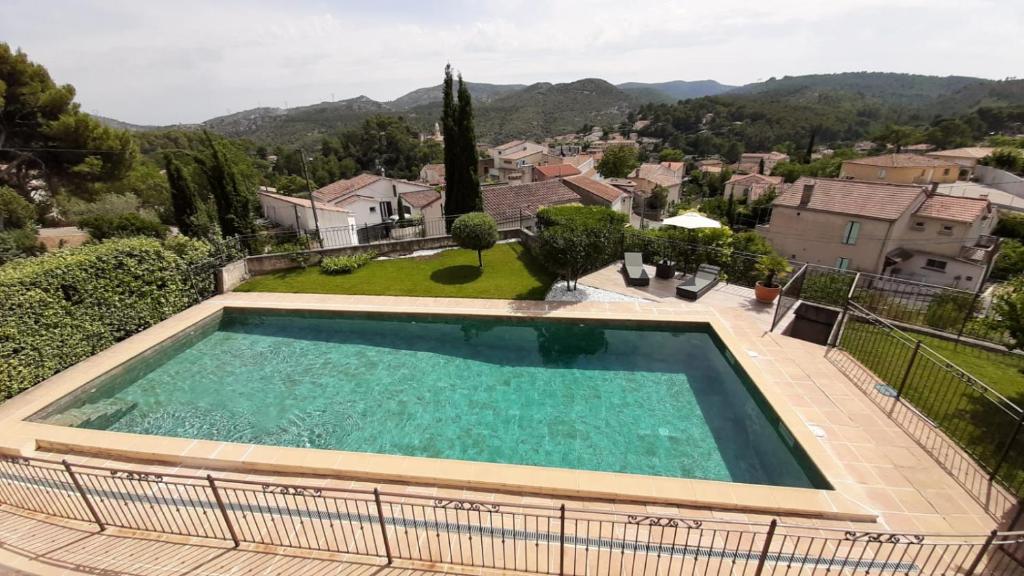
[373,488,393,565]
[895,340,921,400]
[965,529,998,576]
[991,413,1024,481]
[206,475,239,548]
[62,459,104,531]
[754,519,777,576]
[559,503,566,576]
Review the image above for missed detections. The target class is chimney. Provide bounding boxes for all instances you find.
[799,180,816,206]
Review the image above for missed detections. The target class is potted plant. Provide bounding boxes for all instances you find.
[653,251,676,279]
[754,254,792,304]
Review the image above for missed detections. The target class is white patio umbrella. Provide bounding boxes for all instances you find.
[661,212,722,230]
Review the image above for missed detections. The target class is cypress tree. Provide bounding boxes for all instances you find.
[440,66,481,220]
[441,65,459,221]
[164,153,202,237]
[455,73,481,212]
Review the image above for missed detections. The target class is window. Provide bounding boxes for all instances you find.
[939,224,954,235]
[836,257,850,271]
[878,169,887,178]
[924,258,947,271]
[943,168,951,176]
[841,221,860,245]
[913,221,925,231]
[378,201,394,219]
[369,206,376,213]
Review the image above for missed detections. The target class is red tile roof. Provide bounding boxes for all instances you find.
[844,153,956,168]
[400,189,442,208]
[727,173,783,186]
[312,173,382,203]
[914,195,990,223]
[534,164,581,179]
[564,175,626,204]
[774,178,926,221]
[481,180,580,217]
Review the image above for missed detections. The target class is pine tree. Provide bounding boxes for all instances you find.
[196,130,257,237]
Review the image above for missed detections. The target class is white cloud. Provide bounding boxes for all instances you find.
[1,0,1020,124]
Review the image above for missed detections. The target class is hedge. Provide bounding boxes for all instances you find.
[320,251,376,274]
[0,237,213,400]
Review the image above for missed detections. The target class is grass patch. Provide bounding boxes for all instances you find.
[236,242,556,300]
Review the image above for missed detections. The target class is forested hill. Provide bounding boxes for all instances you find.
[95,72,1024,148]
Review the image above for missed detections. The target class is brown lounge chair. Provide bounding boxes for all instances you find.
[622,252,650,287]
[676,264,721,300]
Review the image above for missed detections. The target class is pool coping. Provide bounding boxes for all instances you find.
[0,294,874,523]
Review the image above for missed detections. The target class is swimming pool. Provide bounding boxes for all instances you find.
[35,310,827,489]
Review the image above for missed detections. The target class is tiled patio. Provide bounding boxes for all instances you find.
[1,273,1021,574]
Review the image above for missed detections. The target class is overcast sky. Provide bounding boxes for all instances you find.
[2,0,1021,125]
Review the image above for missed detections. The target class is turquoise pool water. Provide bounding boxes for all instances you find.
[39,310,827,488]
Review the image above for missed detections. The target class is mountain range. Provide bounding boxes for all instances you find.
[96,73,1024,146]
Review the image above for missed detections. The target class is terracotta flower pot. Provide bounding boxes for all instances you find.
[754,281,782,304]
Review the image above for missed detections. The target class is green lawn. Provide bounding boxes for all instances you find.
[236,242,556,300]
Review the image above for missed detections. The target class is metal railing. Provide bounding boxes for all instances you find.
[1,454,1022,574]
[771,264,806,331]
[829,301,1024,500]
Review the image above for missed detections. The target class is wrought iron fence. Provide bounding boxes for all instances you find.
[771,264,806,331]
[829,301,1024,500]
[1,454,1022,574]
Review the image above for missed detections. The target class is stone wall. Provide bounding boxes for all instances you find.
[215,259,250,294]
[244,229,523,277]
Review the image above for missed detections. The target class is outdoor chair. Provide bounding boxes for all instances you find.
[676,264,721,300]
[622,252,650,287]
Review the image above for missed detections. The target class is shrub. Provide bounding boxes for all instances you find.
[993,239,1024,280]
[451,212,499,267]
[0,228,44,265]
[537,206,626,290]
[80,212,169,241]
[924,291,977,331]
[995,211,1024,241]
[0,237,214,400]
[537,205,628,230]
[320,251,376,274]
[0,187,36,230]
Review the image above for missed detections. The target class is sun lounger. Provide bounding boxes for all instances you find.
[622,252,650,287]
[676,264,721,300]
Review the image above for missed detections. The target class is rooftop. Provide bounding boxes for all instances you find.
[258,190,352,213]
[914,194,990,223]
[927,147,996,160]
[312,173,383,203]
[727,173,784,186]
[563,174,626,203]
[774,177,926,221]
[399,188,442,208]
[533,163,581,179]
[630,163,682,187]
[481,179,580,216]
[844,153,956,169]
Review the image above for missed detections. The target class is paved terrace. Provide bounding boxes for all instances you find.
[0,269,1020,574]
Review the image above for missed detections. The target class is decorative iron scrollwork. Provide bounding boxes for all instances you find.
[261,484,322,497]
[844,531,925,544]
[110,470,164,482]
[434,499,500,512]
[0,455,30,465]
[627,515,702,529]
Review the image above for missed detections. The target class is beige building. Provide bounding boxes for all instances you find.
[418,163,445,186]
[724,173,783,203]
[563,175,633,214]
[736,152,789,175]
[839,153,959,185]
[926,147,995,178]
[760,178,997,290]
[485,140,549,183]
[629,162,685,204]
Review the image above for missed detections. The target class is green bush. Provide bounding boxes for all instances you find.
[924,291,977,331]
[0,229,44,265]
[537,206,627,290]
[0,237,214,400]
[0,187,36,230]
[995,211,1024,241]
[451,212,499,267]
[537,205,628,230]
[320,251,376,274]
[80,212,169,241]
[993,239,1024,280]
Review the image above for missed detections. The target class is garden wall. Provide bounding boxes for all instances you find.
[246,229,523,276]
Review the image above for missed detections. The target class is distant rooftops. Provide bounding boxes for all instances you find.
[914,194,990,223]
[481,180,580,216]
[564,175,627,203]
[534,164,581,179]
[927,147,996,160]
[774,177,927,221]
[844,153,956,169]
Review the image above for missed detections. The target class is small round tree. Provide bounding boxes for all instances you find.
[451,212,498,268]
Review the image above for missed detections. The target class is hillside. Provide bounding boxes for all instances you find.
[389,81,526,110]
[618,80,735,103]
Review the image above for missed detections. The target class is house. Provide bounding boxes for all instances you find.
[485,140,549,183]
[736,152,790,175]
[695,158,724,174]
[926,147,995,178]
[481,180,581,225]
[532,163,581,182]
[563,175,633,214]
[418,163,445,186]
[724,173,783,203]
[839,154,960,185]
[759,178,997,290]
[258,190,358,247]
[560,154,596,176]
[629,163,684,204]
[311,173,441,227]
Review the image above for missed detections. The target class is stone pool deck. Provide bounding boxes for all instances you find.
[0,286,1019,574]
